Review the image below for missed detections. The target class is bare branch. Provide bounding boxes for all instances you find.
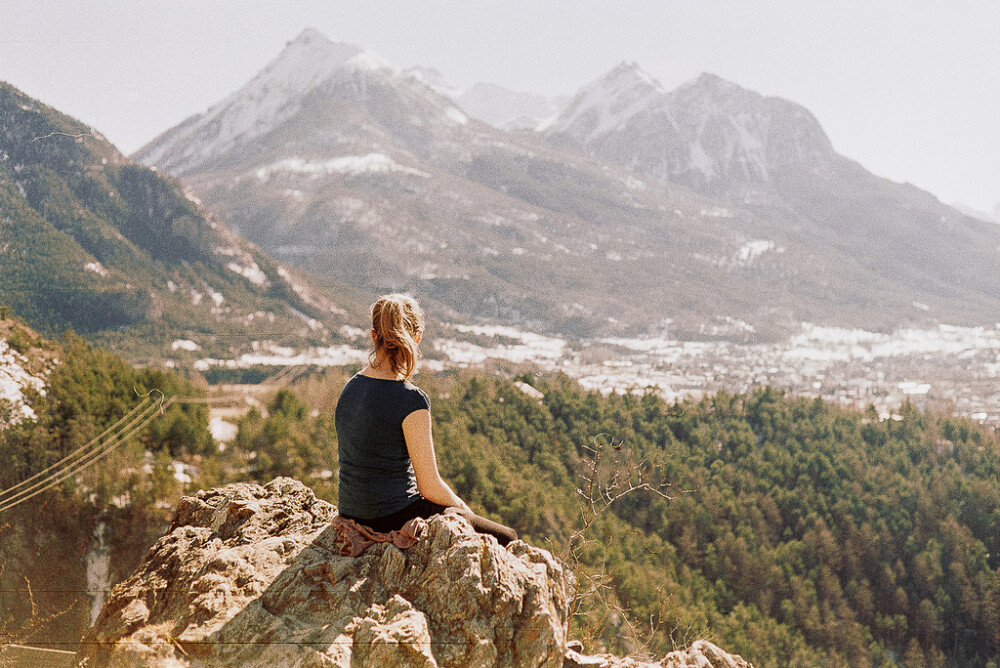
[564,431,684,654]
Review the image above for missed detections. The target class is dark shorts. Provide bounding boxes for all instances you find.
[341,496,518,546]
[340,497,447,533]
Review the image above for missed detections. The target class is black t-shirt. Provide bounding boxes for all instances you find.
[335,374,430,519]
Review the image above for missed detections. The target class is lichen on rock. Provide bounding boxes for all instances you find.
[77,477,753,668]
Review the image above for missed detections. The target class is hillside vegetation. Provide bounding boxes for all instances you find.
[2,345,999,667]
[0,82,352,362]
[222,371,1000,667]
[0,330,212,647]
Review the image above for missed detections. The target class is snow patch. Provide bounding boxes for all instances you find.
[733,239,776,266]
[171,461,194,484]
[194,343,368,371]
[434,324,566,365]
[344,50,399,74]
[624,175,646,191]
[209,416,238,444]
[226,261,269,287]
[289,307,323,331]
[255,154,429,180]
[84,261,109,277]
[445,107,469,125]
[514,381,545,400]
[699,207,733,219]
[340,325,367,339]
[0,339,47,424]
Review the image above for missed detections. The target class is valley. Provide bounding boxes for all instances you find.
[190,319,1000,450]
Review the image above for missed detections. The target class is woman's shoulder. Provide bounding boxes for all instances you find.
[400,380,430,410]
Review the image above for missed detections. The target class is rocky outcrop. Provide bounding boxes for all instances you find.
[77,478,753,668]
[564,640,753,668]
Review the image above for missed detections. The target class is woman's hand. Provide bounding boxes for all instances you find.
[402,409,468,510]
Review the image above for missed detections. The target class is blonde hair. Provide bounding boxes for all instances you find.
[369,293,424,380]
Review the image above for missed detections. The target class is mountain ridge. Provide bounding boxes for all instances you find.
[133,29,364,176]
[545,64,837,195]
[133,29,1000,340]
[0,80,359,361]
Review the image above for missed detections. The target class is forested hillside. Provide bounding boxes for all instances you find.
[0,82,351,362]
[0,326,213,648]
[151,369,1000,667]
[423,375,1000,667]
[3,344,999,666]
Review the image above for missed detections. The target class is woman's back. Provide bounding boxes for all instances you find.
[335,374,429,519]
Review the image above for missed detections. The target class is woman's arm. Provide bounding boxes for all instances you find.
[402,409,471,511]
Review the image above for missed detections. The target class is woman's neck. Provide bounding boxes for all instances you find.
[361,357,403,380]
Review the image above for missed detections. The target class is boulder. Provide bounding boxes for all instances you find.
[77,478,753,668]
[76,478,570,667]
[565,640,754,668]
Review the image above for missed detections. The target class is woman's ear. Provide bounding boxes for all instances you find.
[370,329,378,346]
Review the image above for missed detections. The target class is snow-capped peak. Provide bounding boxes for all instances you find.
[543,63,837,194]
[405,66,462,98]
[344,50,400,75]
[543,61,665,139]
[135,28,363,173]
[291,27,329,46]
[247,30,362,101]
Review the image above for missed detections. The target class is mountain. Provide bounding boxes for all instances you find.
[545,64,835,196]
[0,80,356,361]
[544,64,1000,326]
[403,68,568,130]
[134,29,363,177]
[132,29,478,178]
[454,82,569,130]
[133,30,741,337]
[135,30,1000,340]
[951,201,1000,224]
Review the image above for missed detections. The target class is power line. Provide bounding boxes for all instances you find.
[0,398,172,515]
[0,365,310,515]
[0,393,157,503]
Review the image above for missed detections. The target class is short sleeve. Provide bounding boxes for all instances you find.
[400,383,430,418]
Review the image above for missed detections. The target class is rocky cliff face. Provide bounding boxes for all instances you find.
[77,478,753,668]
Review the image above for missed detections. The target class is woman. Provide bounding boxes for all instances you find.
[335,294,517,546]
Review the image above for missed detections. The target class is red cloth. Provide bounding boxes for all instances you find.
[331,514,426,557]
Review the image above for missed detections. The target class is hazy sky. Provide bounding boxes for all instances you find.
[3,1,998,210]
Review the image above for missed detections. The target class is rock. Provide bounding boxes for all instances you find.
[77,478,753,668]
[563,640,752,668]
[660,640,755,668]
[76,478,572,667]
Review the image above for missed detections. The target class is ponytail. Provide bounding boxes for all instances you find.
[369,294,424,380]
